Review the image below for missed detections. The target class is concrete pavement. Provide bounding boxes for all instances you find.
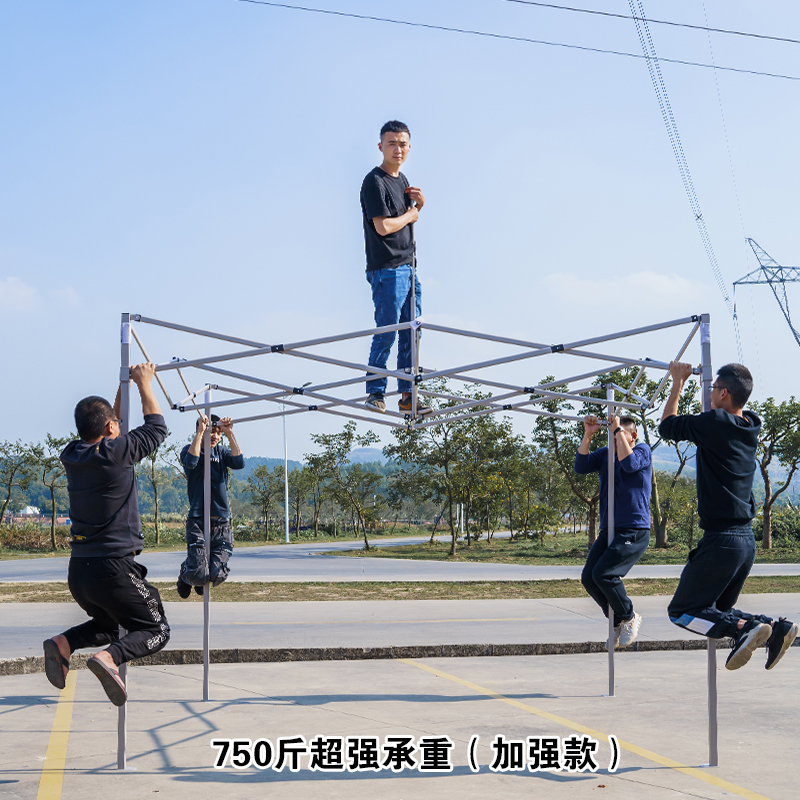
[2,649,799,799]
[5,594,800,662]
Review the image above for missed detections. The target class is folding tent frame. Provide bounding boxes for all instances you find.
[115,308,716,769]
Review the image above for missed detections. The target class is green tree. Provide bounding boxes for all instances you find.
[308,422,380,549]
[246,464,284,541]
[449,407,513,545]
[288,467,312,533]
[638,375,702,548]
[533,381,601,545]
[38,434,73,549]
[135,434,179,545]
[749,397,800,549]
[0,440,43,523]
[385,380,485,556]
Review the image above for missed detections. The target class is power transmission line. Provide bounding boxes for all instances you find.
[236,1,800,81]
[503,1,800,46]
[627,0,741,358]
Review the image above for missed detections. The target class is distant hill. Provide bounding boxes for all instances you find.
[237,456,304,479]
[348,447,387,465]
[238,448,385,479]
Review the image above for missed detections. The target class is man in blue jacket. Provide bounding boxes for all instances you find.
[661,361,798,670]
[575,414,652,649]
[176,414,245,598]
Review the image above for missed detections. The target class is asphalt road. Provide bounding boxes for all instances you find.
[2,535,800,583]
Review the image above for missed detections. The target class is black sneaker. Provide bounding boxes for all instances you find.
[725,620,772,670]
[176,577,192,599]
[765,618,799,670]
[194,585,204,596]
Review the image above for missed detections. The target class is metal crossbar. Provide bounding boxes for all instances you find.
[117,308,713,771]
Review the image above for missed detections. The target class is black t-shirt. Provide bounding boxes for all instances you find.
[658,409,761,532]
[62,414,168,557]
[360,166,414,271]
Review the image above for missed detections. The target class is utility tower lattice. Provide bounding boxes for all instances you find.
[734,239,800,348]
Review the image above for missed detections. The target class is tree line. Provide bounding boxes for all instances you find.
[3,373,799,551]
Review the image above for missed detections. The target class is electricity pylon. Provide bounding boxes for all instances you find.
[734,239,800,348]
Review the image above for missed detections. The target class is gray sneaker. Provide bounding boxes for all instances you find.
[618,612,642,648]
[365,394,386,413]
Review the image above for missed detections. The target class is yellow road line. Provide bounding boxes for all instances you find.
[402,659,770,800]
[37,670,77,800]
[231,617,538,626]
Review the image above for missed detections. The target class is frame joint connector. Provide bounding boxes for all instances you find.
[271,344,284,353]
[551,344,564,353]
[503,405,512,411]
[523,386,535,394]
[691,314,700,322]
[307,405,318,411]
[293,387,305,395]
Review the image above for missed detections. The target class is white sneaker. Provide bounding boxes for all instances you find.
[606,623,622,650]
[618,612,642,648]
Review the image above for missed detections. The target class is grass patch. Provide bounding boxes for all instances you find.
[325,535,800,565]
[2,575,800,603]
[0,523,432,559]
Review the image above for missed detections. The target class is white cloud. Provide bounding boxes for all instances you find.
[0,276,40,312]
[542,271,708,308]
[0,277,82,313]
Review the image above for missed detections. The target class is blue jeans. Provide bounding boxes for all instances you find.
[581,527,650,622]
[366,265,421,395]
[668,525,772,639]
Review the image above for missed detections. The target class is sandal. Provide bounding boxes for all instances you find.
[43,639,70,690]
[87,656,128,706]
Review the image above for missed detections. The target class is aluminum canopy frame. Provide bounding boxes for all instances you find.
[116,309,716,769]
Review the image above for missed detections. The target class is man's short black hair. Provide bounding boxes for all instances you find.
[618,416,638,433]
[380,120,410,138]
[716,363,753,409]
[75,396,115,441]
[196,414,221,429]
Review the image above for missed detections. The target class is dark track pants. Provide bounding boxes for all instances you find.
[179,517,233,587]
[668,525,772,639]
[63,556,170,665]
[581,527,650,622]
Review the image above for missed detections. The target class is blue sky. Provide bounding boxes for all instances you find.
[1,1,798,459]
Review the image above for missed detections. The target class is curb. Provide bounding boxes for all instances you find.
[0,638,751,677]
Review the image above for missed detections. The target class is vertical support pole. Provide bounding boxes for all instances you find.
[283,406,290,544]
[409,218,419,419]
[606,385,616,698]
[203,389,212,702]
[117,314,131,770]
[699,313,717,767]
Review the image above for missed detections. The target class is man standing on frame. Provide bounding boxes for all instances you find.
[176,413,244,598]
[574,414,652,648]
[661,361,798,670]
[360,120,431,417]
[43,363,170,706]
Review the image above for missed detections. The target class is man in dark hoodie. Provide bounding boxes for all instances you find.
[660,362,798,670]
[43,362,170,705]
[176,413,244,597]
